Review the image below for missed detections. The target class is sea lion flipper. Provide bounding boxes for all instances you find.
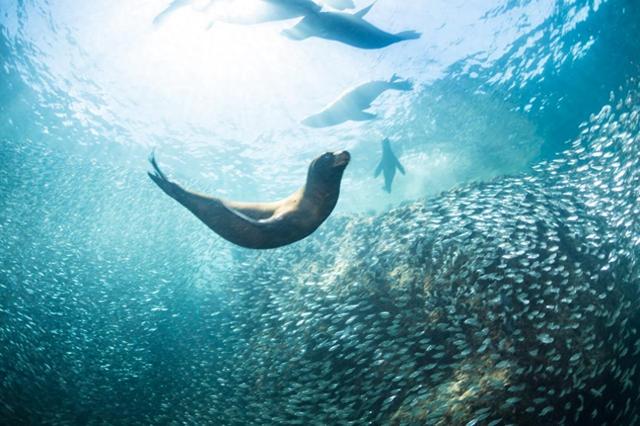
[149,152,168,181]
[281,18,311,40]
[193,199,288,249]
[148,170,179,199]
[353,2,375,18]
[374,161,383,178]
[396,30,421,41]
[351,110,377,121]
[395,158,406,175]
[147,153,183,199]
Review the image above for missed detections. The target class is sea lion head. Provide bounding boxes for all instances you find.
[307,151,351,186]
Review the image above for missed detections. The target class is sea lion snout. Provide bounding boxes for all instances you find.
[333,151,350,167]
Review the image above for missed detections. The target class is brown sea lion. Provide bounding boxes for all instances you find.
[147,151,350,249]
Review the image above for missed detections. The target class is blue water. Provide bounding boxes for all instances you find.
[1,1,639,424]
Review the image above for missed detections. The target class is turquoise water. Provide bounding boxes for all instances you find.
[1,1,639,424]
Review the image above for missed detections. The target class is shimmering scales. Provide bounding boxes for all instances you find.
[2,92,640,425]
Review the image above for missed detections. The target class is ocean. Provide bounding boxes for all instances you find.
[1,0,639,424]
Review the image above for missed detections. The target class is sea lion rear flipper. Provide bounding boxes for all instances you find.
[149,151,167,180]
[396,30,421,41]
[148,152,184,199]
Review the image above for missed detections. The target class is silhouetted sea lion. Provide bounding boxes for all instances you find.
[281,3,420,49]
[302,75,412,128]
[374,138,405,193]
[147,151,350,249]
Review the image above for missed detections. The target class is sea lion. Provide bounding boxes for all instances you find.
[147,151,350,249]
[281,3,420,49]
[302,75,412,128]
[374,138,405,193]
[209,0,320,26]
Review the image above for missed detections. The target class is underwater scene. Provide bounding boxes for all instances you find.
[1,0,640,424]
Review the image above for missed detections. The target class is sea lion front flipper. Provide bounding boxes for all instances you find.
[353,2,375,18]
[351,110,377,121]
[395,158,406,175]
[374,161,383,178]
[197,197,310,249]
[225,199,281,221]
[281,18,312,40]
[179,195,287,249]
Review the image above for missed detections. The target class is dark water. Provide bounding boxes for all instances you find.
[1,0,639,424]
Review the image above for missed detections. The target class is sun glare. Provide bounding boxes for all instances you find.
[144,7,292,94]
[127,2,309,143]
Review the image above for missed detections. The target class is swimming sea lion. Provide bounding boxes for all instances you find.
[210,0,320,26]
[302,75,412,128]
[374,138,405,193]
[281,3,420,49]
[147,151,350,249]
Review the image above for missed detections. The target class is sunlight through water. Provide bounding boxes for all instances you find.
[2,0,640,424]
[0,0,602,211]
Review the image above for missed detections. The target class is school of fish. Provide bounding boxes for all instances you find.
[147,83,640,425]
[0,3,638,424]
